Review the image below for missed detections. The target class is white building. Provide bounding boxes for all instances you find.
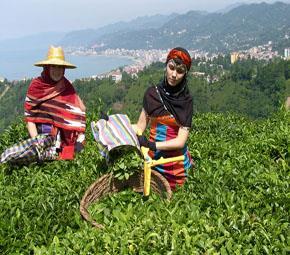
[110,70,122,83]
[284,48,290,59]
[0,76,5,82]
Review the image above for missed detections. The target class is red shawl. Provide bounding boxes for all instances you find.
[24,71,86,159]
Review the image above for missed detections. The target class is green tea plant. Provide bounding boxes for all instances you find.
[0,110,289,254]
[109,148,143,180]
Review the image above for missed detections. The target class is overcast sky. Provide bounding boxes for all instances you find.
[0,0,288,40]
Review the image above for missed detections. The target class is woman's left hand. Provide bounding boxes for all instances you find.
[100,111,109,121]
[137,135,156,151]
[75,142,84,152]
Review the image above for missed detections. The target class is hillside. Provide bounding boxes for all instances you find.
[1,58,290,133]
[0,111,289,254]
[0,80,29,133]
[87,2,290,52]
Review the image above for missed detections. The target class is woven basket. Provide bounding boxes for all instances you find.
[80,170,172,228]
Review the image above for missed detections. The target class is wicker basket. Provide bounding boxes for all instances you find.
[80,170,172,228]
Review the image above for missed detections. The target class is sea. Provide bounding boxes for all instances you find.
[0,48,134,81]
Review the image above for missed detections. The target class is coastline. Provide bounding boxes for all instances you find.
[0,51,135,82]
[68,53,139,80]
[66,50,145,80]
[68,52,139,64]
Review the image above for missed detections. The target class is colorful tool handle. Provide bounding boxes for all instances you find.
[143,163,151,197]
[151,155,185,167]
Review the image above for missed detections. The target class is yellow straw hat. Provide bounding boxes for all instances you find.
[34,46,76,69]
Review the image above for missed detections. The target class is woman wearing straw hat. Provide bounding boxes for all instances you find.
[24,46,86,160]
[134,47,193,190]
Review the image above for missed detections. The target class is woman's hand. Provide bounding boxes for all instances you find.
[100,111,109,121]
[27,122,38,138]
[75,142,84,152]
[137,135,156,151]
[75,133,85,152]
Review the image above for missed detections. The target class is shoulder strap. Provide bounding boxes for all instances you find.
[155,86,169,112]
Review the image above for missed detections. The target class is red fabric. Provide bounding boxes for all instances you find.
[59,145,75,160]
[24,72,86,160]
[166,48,192,70]
[24,75,86,131]
[25,72,85,110]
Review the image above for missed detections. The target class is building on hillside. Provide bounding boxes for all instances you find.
[284,48,290,60]
[192,71,206,78]
[110,70,122,83]
[206,75,219,84]
[92,73,106,80]
[230,42,279,62]
[230,52,239,64]
[123,65,144,78]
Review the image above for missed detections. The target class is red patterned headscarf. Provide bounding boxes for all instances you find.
[166,47,192,71]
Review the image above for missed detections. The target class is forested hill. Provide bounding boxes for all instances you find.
[60,13,179,47]
[62,2,290,52]
[1,57,290,133]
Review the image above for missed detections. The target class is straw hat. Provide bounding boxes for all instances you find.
[34,46,76,69]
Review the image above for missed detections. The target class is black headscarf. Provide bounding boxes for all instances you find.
[142,47,193,127]
[156,47,193,127]
[157,75,193,127]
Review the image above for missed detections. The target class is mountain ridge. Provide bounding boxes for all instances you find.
[86,2,290,52]
[0,2,290,53]
[59,13,179,47]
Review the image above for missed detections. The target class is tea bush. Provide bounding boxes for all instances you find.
[109,149,143,180]
[0,111,289,254]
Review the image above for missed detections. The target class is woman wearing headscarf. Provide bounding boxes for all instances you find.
[135,47,193,189]
[24,46,86,160]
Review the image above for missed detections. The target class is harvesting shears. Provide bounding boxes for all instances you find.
[136,129,185,197]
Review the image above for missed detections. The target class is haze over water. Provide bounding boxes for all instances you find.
[0,48,133,81]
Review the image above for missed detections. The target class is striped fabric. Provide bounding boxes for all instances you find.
[25,95,86,132]
[0,134,57,164]
[148,115,193,189]
[91,114,140,160]
[24,77,86,132]
[24,76,86,160]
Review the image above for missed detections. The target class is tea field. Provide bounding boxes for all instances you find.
[0,111,289,254]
